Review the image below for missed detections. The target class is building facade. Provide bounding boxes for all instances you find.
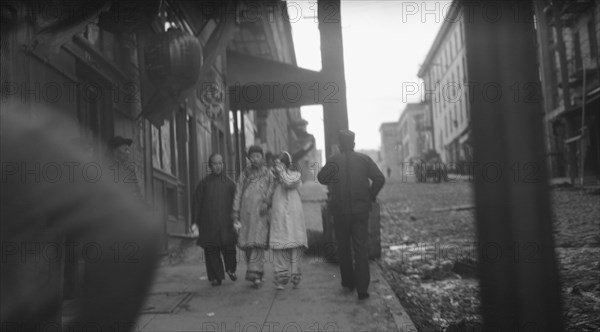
[534,0,600,184]
[397,102,433,163]
[1,0,318,316]
[1,0,315,248]
[379,122,400,178]
[417,1,472,166]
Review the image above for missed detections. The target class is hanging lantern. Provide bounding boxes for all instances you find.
[144,28,202,95]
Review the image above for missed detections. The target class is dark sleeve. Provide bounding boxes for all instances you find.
[317,160,340,185]
[367,157,385,201]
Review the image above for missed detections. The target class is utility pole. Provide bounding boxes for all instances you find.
[318,0,349,159]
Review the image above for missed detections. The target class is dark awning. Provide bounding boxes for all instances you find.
[227,50,325,110]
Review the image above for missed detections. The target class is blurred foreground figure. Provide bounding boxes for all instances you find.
[1,105,160,331]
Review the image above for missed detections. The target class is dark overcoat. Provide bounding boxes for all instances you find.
[192,173,237,247]
[317,150,386,216]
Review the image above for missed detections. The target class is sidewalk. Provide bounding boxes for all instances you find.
[135,246,415,332]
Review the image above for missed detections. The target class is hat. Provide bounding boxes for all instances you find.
[338,129,355,146]
[108,136,133,150]
[247,145,263,156]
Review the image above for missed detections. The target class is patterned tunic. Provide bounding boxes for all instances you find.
[232,165,274,249]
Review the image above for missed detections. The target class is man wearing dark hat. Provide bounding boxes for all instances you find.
[317,129,385,300]
[232,145,275,288]
[107,136,143,201]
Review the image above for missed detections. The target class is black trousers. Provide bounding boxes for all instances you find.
[203,244,237,282]
[333,212,370,295]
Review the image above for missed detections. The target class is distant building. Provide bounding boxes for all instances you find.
[534,0,599,184]
[398,102,433,163]
[379,123,400,178]
[417,1,472,165]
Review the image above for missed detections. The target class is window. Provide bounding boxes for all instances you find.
[151,116,178,176]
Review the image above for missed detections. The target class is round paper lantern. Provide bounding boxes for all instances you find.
[144,28,202,95]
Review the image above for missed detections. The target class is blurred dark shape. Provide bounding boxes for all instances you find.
[107,136,133,151]
[1,104,161,331]
[98,0,162,33]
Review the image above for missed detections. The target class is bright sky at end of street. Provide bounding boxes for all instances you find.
[289,0,450,154]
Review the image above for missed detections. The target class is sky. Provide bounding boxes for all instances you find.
[289,0,451,153]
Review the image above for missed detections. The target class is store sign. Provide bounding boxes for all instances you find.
[200,83,224,120]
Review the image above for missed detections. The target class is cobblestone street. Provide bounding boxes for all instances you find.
[377,179,600,331]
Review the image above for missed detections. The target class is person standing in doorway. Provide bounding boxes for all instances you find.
[106,136,143,202]
[269,151,308,290]
[232,145,274,288]
[317,130,385,300]
[193,153,238,286]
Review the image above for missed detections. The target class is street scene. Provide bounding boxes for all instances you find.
[378,180,599,331]
[2,0,600,331]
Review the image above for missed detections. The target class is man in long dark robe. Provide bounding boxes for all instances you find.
[192,153,237,286]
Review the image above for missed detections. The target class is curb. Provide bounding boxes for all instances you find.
[372,261,417,332]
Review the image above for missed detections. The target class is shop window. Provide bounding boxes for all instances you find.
[160,120,172,173]
[151,116,178,176]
